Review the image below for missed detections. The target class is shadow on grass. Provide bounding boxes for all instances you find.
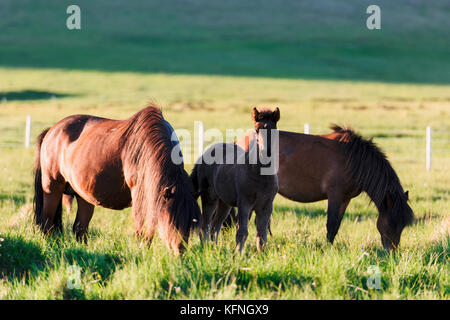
[0,193,27,206]
[0,234,122,293]
[235,269,315,292]
[412,213,444,225]
[396,240,447,297]
[55,245,123,300]
[275,205,326,218]
[414,195,448,203]
[345,240,448,299]
[276,202,379,221]
[223,203,376,233]
[221,205,326,230]
[422,240,448,265]
[0,90,77,101]
[0,235,45,283]
[372,132,417,139]
[63,247,122,285]
[344,267,389,299]
[156,261,316,299]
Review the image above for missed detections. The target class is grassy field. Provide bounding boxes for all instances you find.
[0,1,449,299]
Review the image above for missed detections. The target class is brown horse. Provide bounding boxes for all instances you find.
[235,125,414,251]
[191,107,280,252]
[33,105,201,255]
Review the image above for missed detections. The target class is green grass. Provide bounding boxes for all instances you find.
[0,0,449,300]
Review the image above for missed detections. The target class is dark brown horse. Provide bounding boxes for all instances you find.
[235,125,414,251]
[33,105,200,255]
[191,108,280,252]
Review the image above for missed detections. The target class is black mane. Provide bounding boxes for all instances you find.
[331,125,414,227]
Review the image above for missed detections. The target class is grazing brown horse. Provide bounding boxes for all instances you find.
[33,105,201,255]
[191,107,280,252]
[235,125,414,251]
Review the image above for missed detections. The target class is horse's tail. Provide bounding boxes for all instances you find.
[33,128,50,229]
[33,128,63,232]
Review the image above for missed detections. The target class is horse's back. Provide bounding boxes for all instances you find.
[42,114,108,151]
[194,142,246,206]
[280,131,352,201]
[236,130,351,202]
[40,114,132,209]
[40,114,105,181]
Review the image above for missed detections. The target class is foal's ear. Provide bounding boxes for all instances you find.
[252,107,260,122]
[163,186,174,200]
[272,107,280,122]
[404,190,409,201]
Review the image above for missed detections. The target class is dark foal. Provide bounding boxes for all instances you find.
[191,107,280,252]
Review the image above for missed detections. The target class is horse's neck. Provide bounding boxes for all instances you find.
[246,131,266,169]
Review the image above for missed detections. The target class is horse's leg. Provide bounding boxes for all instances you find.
[211,200,232,242]
[326,197,351,244]
[41,176,65,234]
[199,192,218,244]
[63,194,74,214]
[254,201,273,251]
[235,203,252,253]
[72,199,79,235]
[73,196,94,243]
[222,207,237,229]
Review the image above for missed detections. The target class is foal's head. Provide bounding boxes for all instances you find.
[377,190,414,251]
[251,107,280,159]
[252,107,280,133]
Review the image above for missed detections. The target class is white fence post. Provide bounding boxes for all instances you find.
[25,115,32,148]
[195,120,204,160]
[304,123,310,134]
[426,126,432,171]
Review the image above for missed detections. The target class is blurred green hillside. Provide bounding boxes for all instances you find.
[0,0,449,83]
